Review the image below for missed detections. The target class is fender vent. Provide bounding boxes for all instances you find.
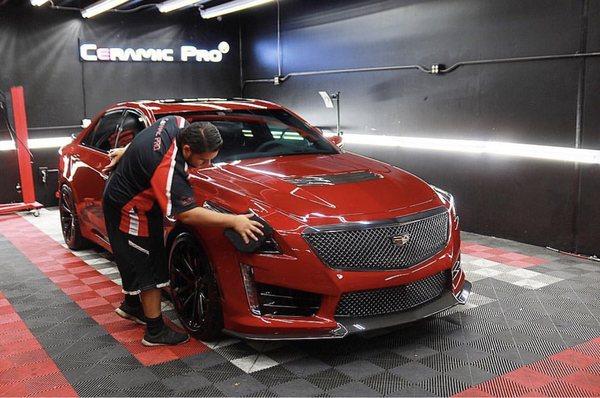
[256,284,321,317]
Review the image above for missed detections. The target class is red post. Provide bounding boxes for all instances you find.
[10,86,36,204]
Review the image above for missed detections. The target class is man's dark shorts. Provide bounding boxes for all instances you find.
[103,199,168,295]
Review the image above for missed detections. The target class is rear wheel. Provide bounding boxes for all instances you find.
[59,185,91,250]
[168,232,223,341]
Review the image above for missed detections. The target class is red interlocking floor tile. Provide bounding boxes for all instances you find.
[527,358,581,378]
[95,285,123,297]
[62,284,94,295]
[28,384,80,397]
[454,338,600,397]
[462,240,548,268]
[550,349,599,369]
[0,215,209,367]
[0,292,77,397]
[562,372,600,394]
[537,380,598,397]
[572,339,600,359]
[136,348,179,366]
[503,367,555,390]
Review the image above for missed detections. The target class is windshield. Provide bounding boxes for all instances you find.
[166,109,339,162]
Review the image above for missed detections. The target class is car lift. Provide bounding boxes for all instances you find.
[0,86,42,216]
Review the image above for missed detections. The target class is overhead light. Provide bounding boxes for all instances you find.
[200,0,275,19]
[81,0,130,18]
[30,0,50,6]
[339,134,600,164]
[158,0,211,13]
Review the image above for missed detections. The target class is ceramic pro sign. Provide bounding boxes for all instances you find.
[79,41,230,62]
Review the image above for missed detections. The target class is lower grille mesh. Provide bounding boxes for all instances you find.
[335,271,450,317]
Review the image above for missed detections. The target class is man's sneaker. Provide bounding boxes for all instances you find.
[141,327,190,346]
[115,303,148,325]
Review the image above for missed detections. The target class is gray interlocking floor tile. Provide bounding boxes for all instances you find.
[161,372,213,392]
[270,378,324,397]
[447,364,497,385]
[283,357,332,377]
[215,373,266,396]
[327,381,380,397]
[390,361,440,383]
[335,359,385,380]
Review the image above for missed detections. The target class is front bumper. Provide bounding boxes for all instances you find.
[222,280,471,340]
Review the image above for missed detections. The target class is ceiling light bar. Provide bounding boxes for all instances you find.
[158,0,211,13]
[81,0,130,18]
[30,0,50,6]
[200,0,275,19]
[338,134,600,164]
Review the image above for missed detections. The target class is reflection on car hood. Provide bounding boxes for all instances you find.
[192,153,440,220]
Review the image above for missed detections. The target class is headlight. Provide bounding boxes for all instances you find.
[431,185,456,213]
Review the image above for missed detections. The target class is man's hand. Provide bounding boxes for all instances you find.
[176,208,265,244]
[231,214,265,244]
[102,147,127,174]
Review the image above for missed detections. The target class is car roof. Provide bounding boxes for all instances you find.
[109,98,283,116]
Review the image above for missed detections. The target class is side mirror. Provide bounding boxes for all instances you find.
[328,135,343,148]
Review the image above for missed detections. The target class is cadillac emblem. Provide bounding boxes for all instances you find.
[392,233,411,247]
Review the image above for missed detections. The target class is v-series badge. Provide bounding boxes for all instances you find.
[79,41,230,63]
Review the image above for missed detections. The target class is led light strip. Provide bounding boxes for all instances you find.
[336,133,600,164]
[0,137,73,151]
[1,134,599,164]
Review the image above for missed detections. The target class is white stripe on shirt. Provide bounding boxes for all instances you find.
[165,141,178,219]
[128,208,139,236]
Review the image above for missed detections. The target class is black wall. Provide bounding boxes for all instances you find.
[0,1,240,205]
[0,0,598,254]
[239,0,600,254]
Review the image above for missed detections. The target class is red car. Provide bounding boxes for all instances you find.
[58,98,471,340]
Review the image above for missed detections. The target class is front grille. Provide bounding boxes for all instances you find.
[303,207,449,270]
[257,284,321,317]
[335,271,450,317]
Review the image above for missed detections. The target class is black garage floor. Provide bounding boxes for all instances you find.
[0,209,599,397]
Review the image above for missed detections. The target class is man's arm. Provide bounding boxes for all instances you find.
[102,143,130,174]
[177,207,264,244]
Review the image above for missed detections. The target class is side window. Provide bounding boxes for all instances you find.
[114,111,146,148]
[81,111,123,152]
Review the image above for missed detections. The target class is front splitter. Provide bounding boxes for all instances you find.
[223,281,472,340]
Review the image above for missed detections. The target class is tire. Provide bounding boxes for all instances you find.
[168,232,223,341]
[59,185,91,250]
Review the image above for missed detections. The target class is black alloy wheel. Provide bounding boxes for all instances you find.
[168,232,223,341]
[59,185,90,250]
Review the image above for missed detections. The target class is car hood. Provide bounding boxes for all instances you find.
[193,152,440,220]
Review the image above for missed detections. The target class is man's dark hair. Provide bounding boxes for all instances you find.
[178,122,223,153]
